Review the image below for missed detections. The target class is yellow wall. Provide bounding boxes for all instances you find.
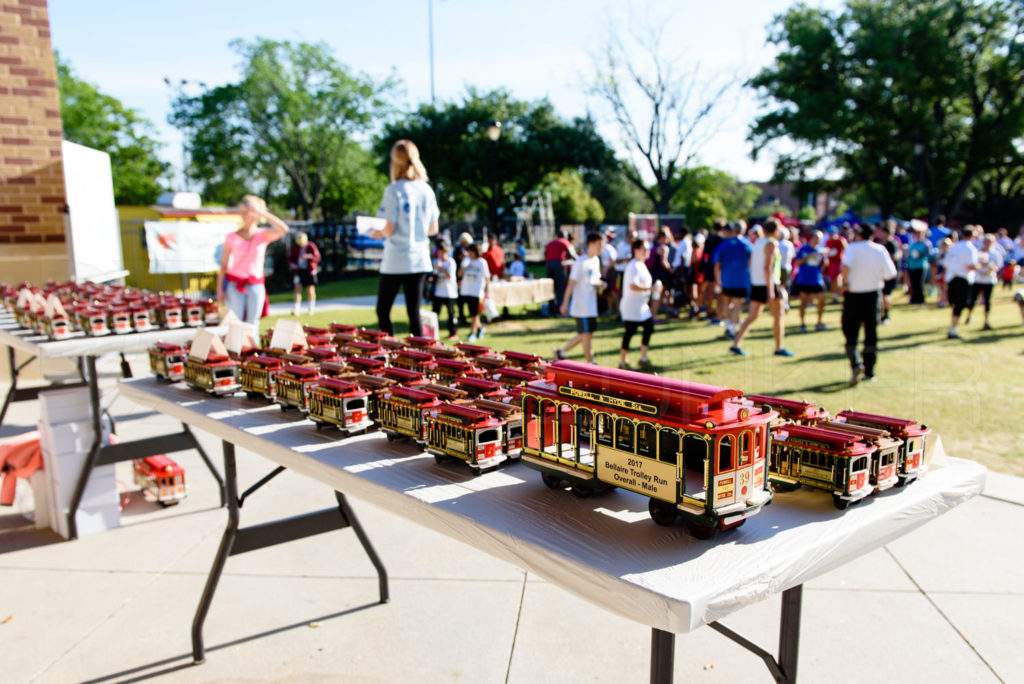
[118,207,242,295]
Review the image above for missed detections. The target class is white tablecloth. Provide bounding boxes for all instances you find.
[119,376,985,633]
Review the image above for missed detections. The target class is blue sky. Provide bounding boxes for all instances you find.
[49,0,844,188]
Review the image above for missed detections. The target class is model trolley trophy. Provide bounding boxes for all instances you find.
[183,329,240,396]
[132,454,187,506]
[518,360,775,539]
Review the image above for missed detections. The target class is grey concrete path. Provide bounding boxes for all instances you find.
[0,353,1020,683]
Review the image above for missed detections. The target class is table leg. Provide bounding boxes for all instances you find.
[778,585,803,682]
[183,424,226,507]
[0,346,18,426]
[192,441,240,664]
[191,443,389,664]
[650,628,675,684]
[67,355,102,540]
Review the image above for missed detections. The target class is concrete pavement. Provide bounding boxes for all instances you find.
[0,353,1020,683]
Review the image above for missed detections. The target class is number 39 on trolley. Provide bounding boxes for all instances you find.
[519,361,776,539]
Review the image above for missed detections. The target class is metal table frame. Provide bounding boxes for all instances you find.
[0,320,226,538]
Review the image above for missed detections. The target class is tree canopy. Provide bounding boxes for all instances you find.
[750,0,1024,223]
[375,89,617,230]
[668,167,761,228]
[169,38,398,219]
[57,54,169,205]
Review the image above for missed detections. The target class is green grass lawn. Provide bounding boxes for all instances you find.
[263,287,1024,476]
[267,275,380,302]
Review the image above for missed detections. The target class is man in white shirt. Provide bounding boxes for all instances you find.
[943,227,979,339]
[555,232,605,363]
[840,223,898,385]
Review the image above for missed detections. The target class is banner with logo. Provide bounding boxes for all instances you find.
[144,221,238,274]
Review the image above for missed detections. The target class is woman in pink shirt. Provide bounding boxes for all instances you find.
[216,195,288,331]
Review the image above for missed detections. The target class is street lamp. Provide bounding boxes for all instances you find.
[486,120,502,238]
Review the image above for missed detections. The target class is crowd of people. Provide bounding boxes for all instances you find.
[219,140,1024,389]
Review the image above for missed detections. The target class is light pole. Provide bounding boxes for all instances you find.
[486,120,501,238]
[164,77,206,192]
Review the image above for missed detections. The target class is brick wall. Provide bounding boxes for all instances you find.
[0,0,68,283]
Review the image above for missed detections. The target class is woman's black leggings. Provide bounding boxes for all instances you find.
[969,282,994,314]
[621,318,654,351]
[377,272,428,336]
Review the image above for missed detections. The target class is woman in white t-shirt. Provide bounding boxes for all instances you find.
[459,243,490,341]
[370,140,439,337]
[619,239,655,370]
[432,242,459,339]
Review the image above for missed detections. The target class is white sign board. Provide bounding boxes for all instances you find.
[144,221,237,274]
[189,328,228,361]
[62,140,124,282]
[268,319,306,351]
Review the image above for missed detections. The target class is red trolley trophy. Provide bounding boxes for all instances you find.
[434,358,485,384]
[835,410,931,486]
[453,376,507,400]
[767,423,876,509]
[156,300,184,329]
[133,454,187,506]
[109,304,132,335]
[183,353,240,396]
[454,342,491,358]
[378,385,445,444]
[426,403,508,474]
[239,355,285,402]
[273,364,321,412]
[519,360,776,539]
[345,356,387,376]
[148,342,188,382]
[341,340,389,363]
[130,303,154,333]
[184,299,204,327]
[380,366,430,388]
[390,349,438,377]
[818,419,903,494]
[307,378,373,434]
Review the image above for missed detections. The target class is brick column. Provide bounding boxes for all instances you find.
[0,0,69,283]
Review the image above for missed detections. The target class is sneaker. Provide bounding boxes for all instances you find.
[554,349,568,360]
[982,323,992,331]
[724,329,736,340]
[618,361,631,370]
[863,374,877,382]
[774,348,795,357]
[478,327,485,340]
[467,333,477,342]
[815,323,828,331]
[308,304,316,315]
[947,329,962,339]
[638,358,655,371]
[728,345,746,356]
[849,366,863,387]
[880,317,891,325]
[707,318,722,326]
[292,309,301,317]
[799,324,808,334]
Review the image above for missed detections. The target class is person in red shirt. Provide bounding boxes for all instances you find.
[825,228,848,303]
[288,232,321,316]
[482,233,505,280]
[544,231,577,313]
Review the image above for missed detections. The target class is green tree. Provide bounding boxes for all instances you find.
[668,167,761,228]
[376,89,616,230]
[588,18,737,217]
[57,54,169,205]
[750,0,1024,224]
[543,170,606,226]
[582,162,651,224]
[170,38,398,219]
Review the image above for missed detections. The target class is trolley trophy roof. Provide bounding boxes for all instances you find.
[387,386,443,405]
[532,360,761,427]
[307,347,339,362]
[395,349,436,363]
[319,360,351,377]
[436,358,482,374]
[244,355,284,369]
[329,322,357,334]
[277,364,320,380]
[455,376,505,397]
[345,340,385,355]
[380,338,407,352]
[420,383,468,401]
[138,454,185,476]
[313,377,368,396]
[494,367,542,384]
[455,342,491,357]
[502,350,545,367]
[301,326,330,336]
[304,335,335,349]
[381,367,428,384]
[356,329,391,342]
[435,402,504,427]
[744,394,829,422]
[775,423,877,455]
[404,335,442,348]
[473,398,521,418]
[835,410,931,438]
[345,356,386,374]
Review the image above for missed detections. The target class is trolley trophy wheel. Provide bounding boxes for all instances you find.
[685,520,718,541]
[648,498,678,527]
[386,433,397,442]
[569,483,593,498]
[434,453,447,464]
[540,472,562,489]
[832,493,851,510]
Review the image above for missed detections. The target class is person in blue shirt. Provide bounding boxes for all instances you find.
[793,230,829,332]
[712,221,752,340]
[905,224,932,304]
